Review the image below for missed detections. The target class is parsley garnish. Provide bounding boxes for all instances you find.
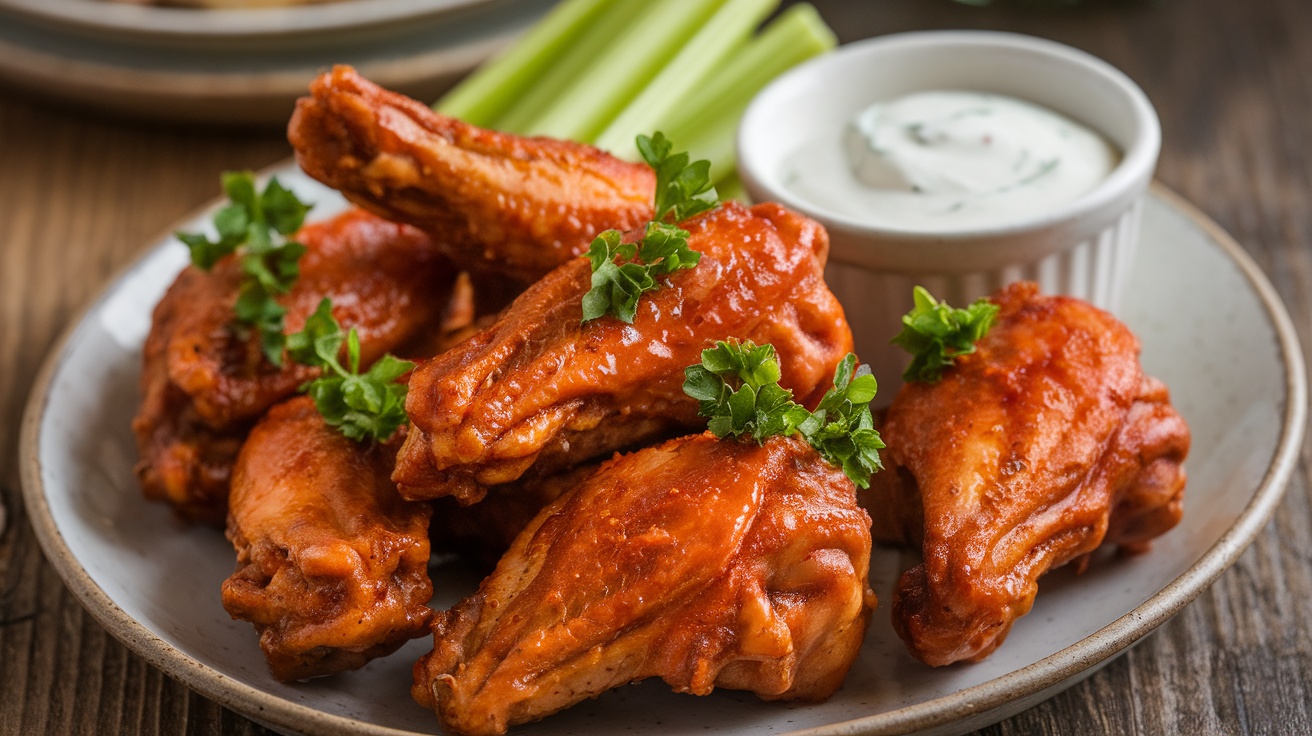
[798,354,885,489]
[176,171,312,366]
[580,132,716,324]
[891,286,999,383]
[683,340,884,488]
[639,131,718,224]
[286,298,414,443]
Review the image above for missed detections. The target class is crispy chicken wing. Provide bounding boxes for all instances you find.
[428,463,598,564]
[133,209,467,523]
[392,201,853,504]
[288,65,656,284]
[412,433,875,736]
[220,396,433,682]
[864,282,1189,666]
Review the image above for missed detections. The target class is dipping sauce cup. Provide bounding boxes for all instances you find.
[738,31,1160,397]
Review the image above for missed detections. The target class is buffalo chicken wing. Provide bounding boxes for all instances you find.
[392,201,853,504]
[221,396,433,682]
[413,433,875,736]
[865,282,1189,666]
[288,65,655,284]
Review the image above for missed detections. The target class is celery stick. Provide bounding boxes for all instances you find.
[681,113,738,183]
[494,0,646,134]
[434,0,612,127]
[663,3,836,181]
[662,4,836,147]
[716,171,747,203]
[526,0,726,143]
[592,0,779,158]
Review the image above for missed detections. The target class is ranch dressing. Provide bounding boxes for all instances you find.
[781,91,1119,231]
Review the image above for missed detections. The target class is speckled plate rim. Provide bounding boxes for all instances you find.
[18,181,1307,736]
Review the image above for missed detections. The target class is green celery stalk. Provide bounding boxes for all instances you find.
[526,0,726,143]
[716,171,747,203]
[591,0,779,158]
[493,0,646,134]
[434,0,613,127]
[664,3,837,181]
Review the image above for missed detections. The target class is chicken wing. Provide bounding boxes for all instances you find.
[412,433,875,736]
[428,463,598,564]
[134,208,467,523]
[221,396,433,682]
[392,201,853,504]
[288,65,656,284]
[864,282,1189,666]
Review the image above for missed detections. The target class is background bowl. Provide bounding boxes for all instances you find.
[737,30,1161,396]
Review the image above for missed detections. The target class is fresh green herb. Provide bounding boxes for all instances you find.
[797,354,885,489]
[286,298,415,443]
[176,171,313,366]
[640,131,718,223]
[683,340,813,442]
[683,340,884,488]
[891,286,999,383]
[580,133,713,324]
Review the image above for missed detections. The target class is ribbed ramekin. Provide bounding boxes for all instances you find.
[737,31,1160,397]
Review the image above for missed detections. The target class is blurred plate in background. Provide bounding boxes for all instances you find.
[0,0,553,125]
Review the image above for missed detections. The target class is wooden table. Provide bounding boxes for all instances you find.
[2,0,1309,733]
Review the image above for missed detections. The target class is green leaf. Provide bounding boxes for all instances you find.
[367,354,416,385]
[177,231,232,271]
[681,339,884,488]
[176,171,315,367]
[213,204,250,243]
[727,382,756,431]
[891,286,1000,383]
[581,132,716,325]
[682,365,723,402]
[286,298,343,370]
[222,171,258,212]
[292,304,415,443]
[261,178,312,235]
[637,131,718,223]
[579,223,691,325]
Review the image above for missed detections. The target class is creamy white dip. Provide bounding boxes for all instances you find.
[780,91,1119,231]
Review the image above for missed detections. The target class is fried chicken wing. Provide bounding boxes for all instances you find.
[413,433,875,736]
[392,201,853,504]
[220,396,433,682]
[864,282,1189,666]
[428,463,598,564]
[133,208,467,523]
[288,65,656,284]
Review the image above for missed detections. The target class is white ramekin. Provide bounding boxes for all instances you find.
[737,31,1160,398]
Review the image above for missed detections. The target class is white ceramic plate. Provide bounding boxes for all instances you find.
[20,171,1306,736]
[0,0,553,125]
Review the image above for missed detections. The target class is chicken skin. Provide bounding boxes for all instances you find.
[413,433,875,736]
[428,463,598,564]
[221,396,433,682]
[864,282,1189,667]
[288,65,656,284]
[392,201,853,504]
[133,208,466,523]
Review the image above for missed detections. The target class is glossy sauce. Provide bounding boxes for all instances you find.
[781,91,1119,232]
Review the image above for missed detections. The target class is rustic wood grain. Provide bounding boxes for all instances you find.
[1,0,1309,733]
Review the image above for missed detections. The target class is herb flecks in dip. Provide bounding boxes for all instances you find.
[782,91,1119,232]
